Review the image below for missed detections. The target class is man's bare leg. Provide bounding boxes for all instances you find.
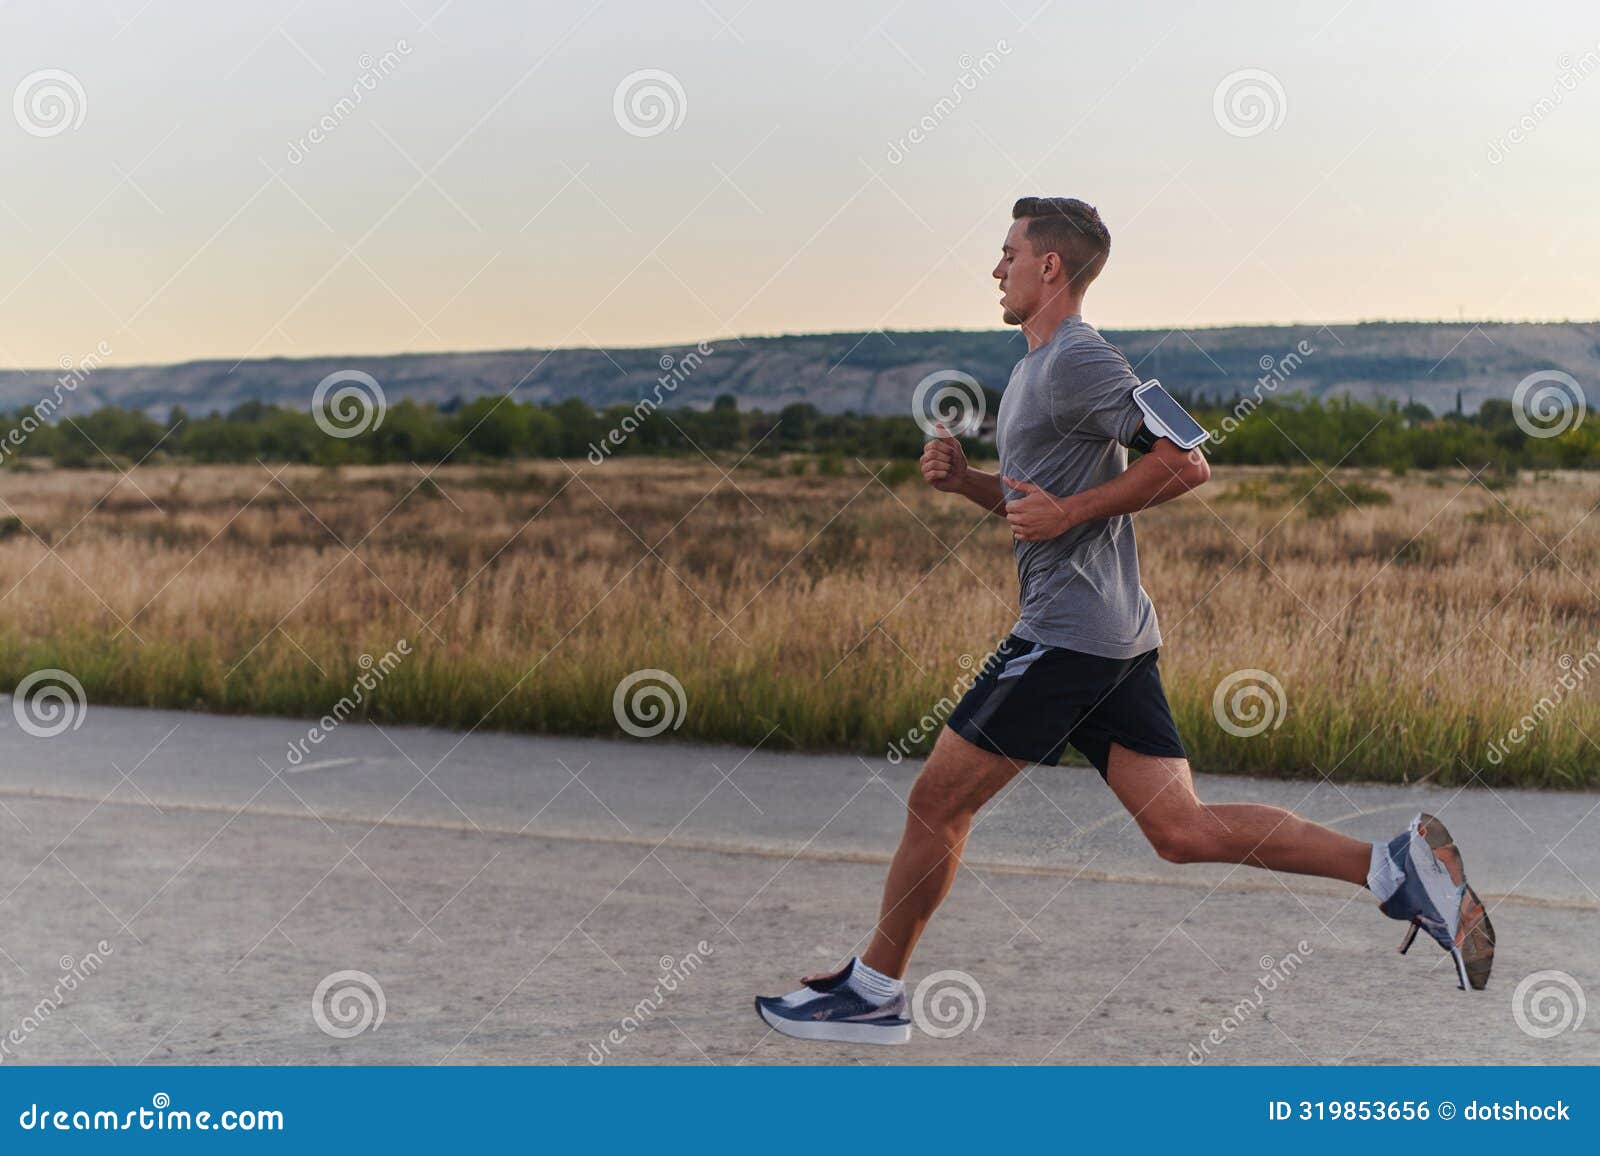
[858,736,1369,984]
[1104,743,1369,884]
[859,728,1028,979]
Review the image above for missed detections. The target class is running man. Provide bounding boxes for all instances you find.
[755,196,1495,1045]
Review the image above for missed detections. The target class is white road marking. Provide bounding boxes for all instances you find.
[285,757,362,774]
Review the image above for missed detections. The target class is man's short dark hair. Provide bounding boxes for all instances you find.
[1011,196,1110,290]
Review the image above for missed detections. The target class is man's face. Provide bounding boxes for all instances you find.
[992,218,1044,326]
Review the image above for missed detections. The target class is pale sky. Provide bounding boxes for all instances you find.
[2,0,1596,369]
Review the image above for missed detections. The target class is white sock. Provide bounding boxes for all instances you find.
[1367,841,1405,903]
[778,957,904,1008]
[845,958,904,1003]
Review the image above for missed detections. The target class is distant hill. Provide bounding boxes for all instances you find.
[4,321,1595,420]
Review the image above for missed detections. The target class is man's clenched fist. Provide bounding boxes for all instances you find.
[1003,476,1074,542]
[920,423,968,493]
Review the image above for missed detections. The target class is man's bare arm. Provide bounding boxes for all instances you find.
[955,467,1008,515]
[1002,438,1210,542]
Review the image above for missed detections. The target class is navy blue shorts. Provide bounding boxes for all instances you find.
[947,634,1187,776]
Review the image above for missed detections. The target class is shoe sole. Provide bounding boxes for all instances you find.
[754,999,913,1045]
[1417,813,1495,991]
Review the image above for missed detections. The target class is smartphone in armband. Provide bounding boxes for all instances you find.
[1132,379,1210,451]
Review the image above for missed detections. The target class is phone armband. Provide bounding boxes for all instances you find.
[1132,379,1209,450]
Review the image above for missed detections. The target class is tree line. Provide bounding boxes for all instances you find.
[3,390,1594,472]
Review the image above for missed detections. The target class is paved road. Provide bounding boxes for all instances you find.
[0,706,1595,1065]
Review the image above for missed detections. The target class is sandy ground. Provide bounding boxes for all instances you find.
[0,706,1595,1066]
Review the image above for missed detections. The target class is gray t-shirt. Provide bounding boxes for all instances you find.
[994,314,1160,659]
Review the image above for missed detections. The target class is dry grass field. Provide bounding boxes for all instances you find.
[1,458,1597,787]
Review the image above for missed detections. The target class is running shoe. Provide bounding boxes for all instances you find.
[1379,812,1495,990]
[754,959,913,1045]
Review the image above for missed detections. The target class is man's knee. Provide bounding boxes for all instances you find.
[1144,810,1226,864]
[907,764,981,833]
